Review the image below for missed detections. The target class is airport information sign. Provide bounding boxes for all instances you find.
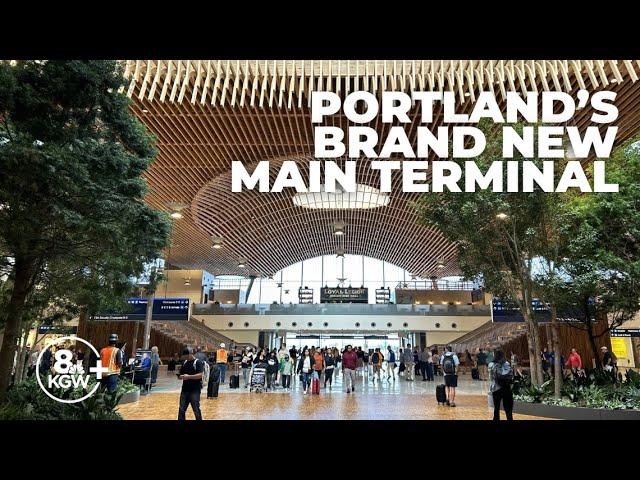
[321,287,368,303]
[610,328,640,337]
[491,298,594,323]
[89,298,190,321]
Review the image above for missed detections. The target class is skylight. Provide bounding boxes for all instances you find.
[292,184,389,210]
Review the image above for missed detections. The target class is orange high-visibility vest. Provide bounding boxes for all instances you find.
[216,349,228,364]
[100,346,120,376]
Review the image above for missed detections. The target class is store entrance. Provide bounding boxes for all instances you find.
[285,332,402,352]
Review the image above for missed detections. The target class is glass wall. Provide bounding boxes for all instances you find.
[243,254,464,304]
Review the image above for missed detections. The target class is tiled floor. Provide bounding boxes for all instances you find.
[118,369,546,420]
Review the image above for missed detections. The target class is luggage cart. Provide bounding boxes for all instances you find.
[249,365,267,393]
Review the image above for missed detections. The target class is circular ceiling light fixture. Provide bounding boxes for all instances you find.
[211,236,224,249]
[237,258,247,268]
[436,258,446,269]
[293,184,389,210]
[166,201,188,220]
[333,220,346,236]
[496,212,509,220]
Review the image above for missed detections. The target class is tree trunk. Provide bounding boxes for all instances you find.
[0,257,36,402]
[525,320,540,385]
[550,304,562,399]
[131,321,140,357]
[522,288,543,386]
[15,325,29,382]
[143,292,154,350]
[586,319,601,370]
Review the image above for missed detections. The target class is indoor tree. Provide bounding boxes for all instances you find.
[415,122,570,386]
[0,61,171,401]
[549,139,640,368]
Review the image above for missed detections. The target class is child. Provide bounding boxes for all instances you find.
[280,354,293,390]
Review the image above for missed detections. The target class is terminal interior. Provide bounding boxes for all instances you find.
[21,60,640,420]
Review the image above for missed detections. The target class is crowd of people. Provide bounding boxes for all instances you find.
[229,343,449,395]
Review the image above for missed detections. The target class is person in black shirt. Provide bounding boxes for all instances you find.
[178,348,204,421]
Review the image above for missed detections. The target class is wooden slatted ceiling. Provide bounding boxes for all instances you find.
[124,60,640,278]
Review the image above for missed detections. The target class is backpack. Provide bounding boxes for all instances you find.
[442,354,457,375]
[196,359,210,385]
[372,352,380,364]
[388,350,396,363]
[496,362,514,387]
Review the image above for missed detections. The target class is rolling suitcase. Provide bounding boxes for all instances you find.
[471,368,480,380]
[207,380,220,398]
[229,375,240,389]
[312,378,320,395]
[436,384,447,405]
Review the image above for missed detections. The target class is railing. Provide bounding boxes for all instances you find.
[450,322,528,353]
[192,303,491,316]
[395,280,479,291]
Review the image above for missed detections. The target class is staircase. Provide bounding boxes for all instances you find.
[450,321,529,353]
[152,320,256,352]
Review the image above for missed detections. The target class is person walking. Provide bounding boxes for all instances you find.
[601,346,618,378]
[216,343,228,384]
[464,349,474,376]
[489,350,514,421]
[241,348,252,387]
[266,351,279,391]
[323,350,335,389]
[565,348,583,378]
[440,346,460,407]
[99,333,123,393]
[297,348,313,395]
[342,345,358,393]
[432,349,440,377]
[280,354,293,390]
[312,348,324,377]
[371,348,383,382]
[386,346,397,382]
[476,348,488,381]
[178,348,204,420]
[403,344,415,381]
[150,346,161,385]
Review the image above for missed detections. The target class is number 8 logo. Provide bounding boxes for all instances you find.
[54,349,73,374]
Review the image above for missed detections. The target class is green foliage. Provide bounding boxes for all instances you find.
[0,376,127,420]
[0,61,172,394]
[516,368,640,410]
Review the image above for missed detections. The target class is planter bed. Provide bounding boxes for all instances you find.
[514,401,640,420]
[119,389,140,405]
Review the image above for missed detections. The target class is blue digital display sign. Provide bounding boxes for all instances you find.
[491,298,594,323]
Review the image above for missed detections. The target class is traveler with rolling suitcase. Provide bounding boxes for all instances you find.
[440,346,460,407]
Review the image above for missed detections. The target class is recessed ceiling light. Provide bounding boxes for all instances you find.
[496,212,508,220]
[170,212,183,219]
[142,109,149,113]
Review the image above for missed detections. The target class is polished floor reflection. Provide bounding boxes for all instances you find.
[118,368,546,420]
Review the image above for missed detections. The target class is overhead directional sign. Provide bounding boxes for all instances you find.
[491,298,594,323]
[610,328,640,337]
[90,298,190,321]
